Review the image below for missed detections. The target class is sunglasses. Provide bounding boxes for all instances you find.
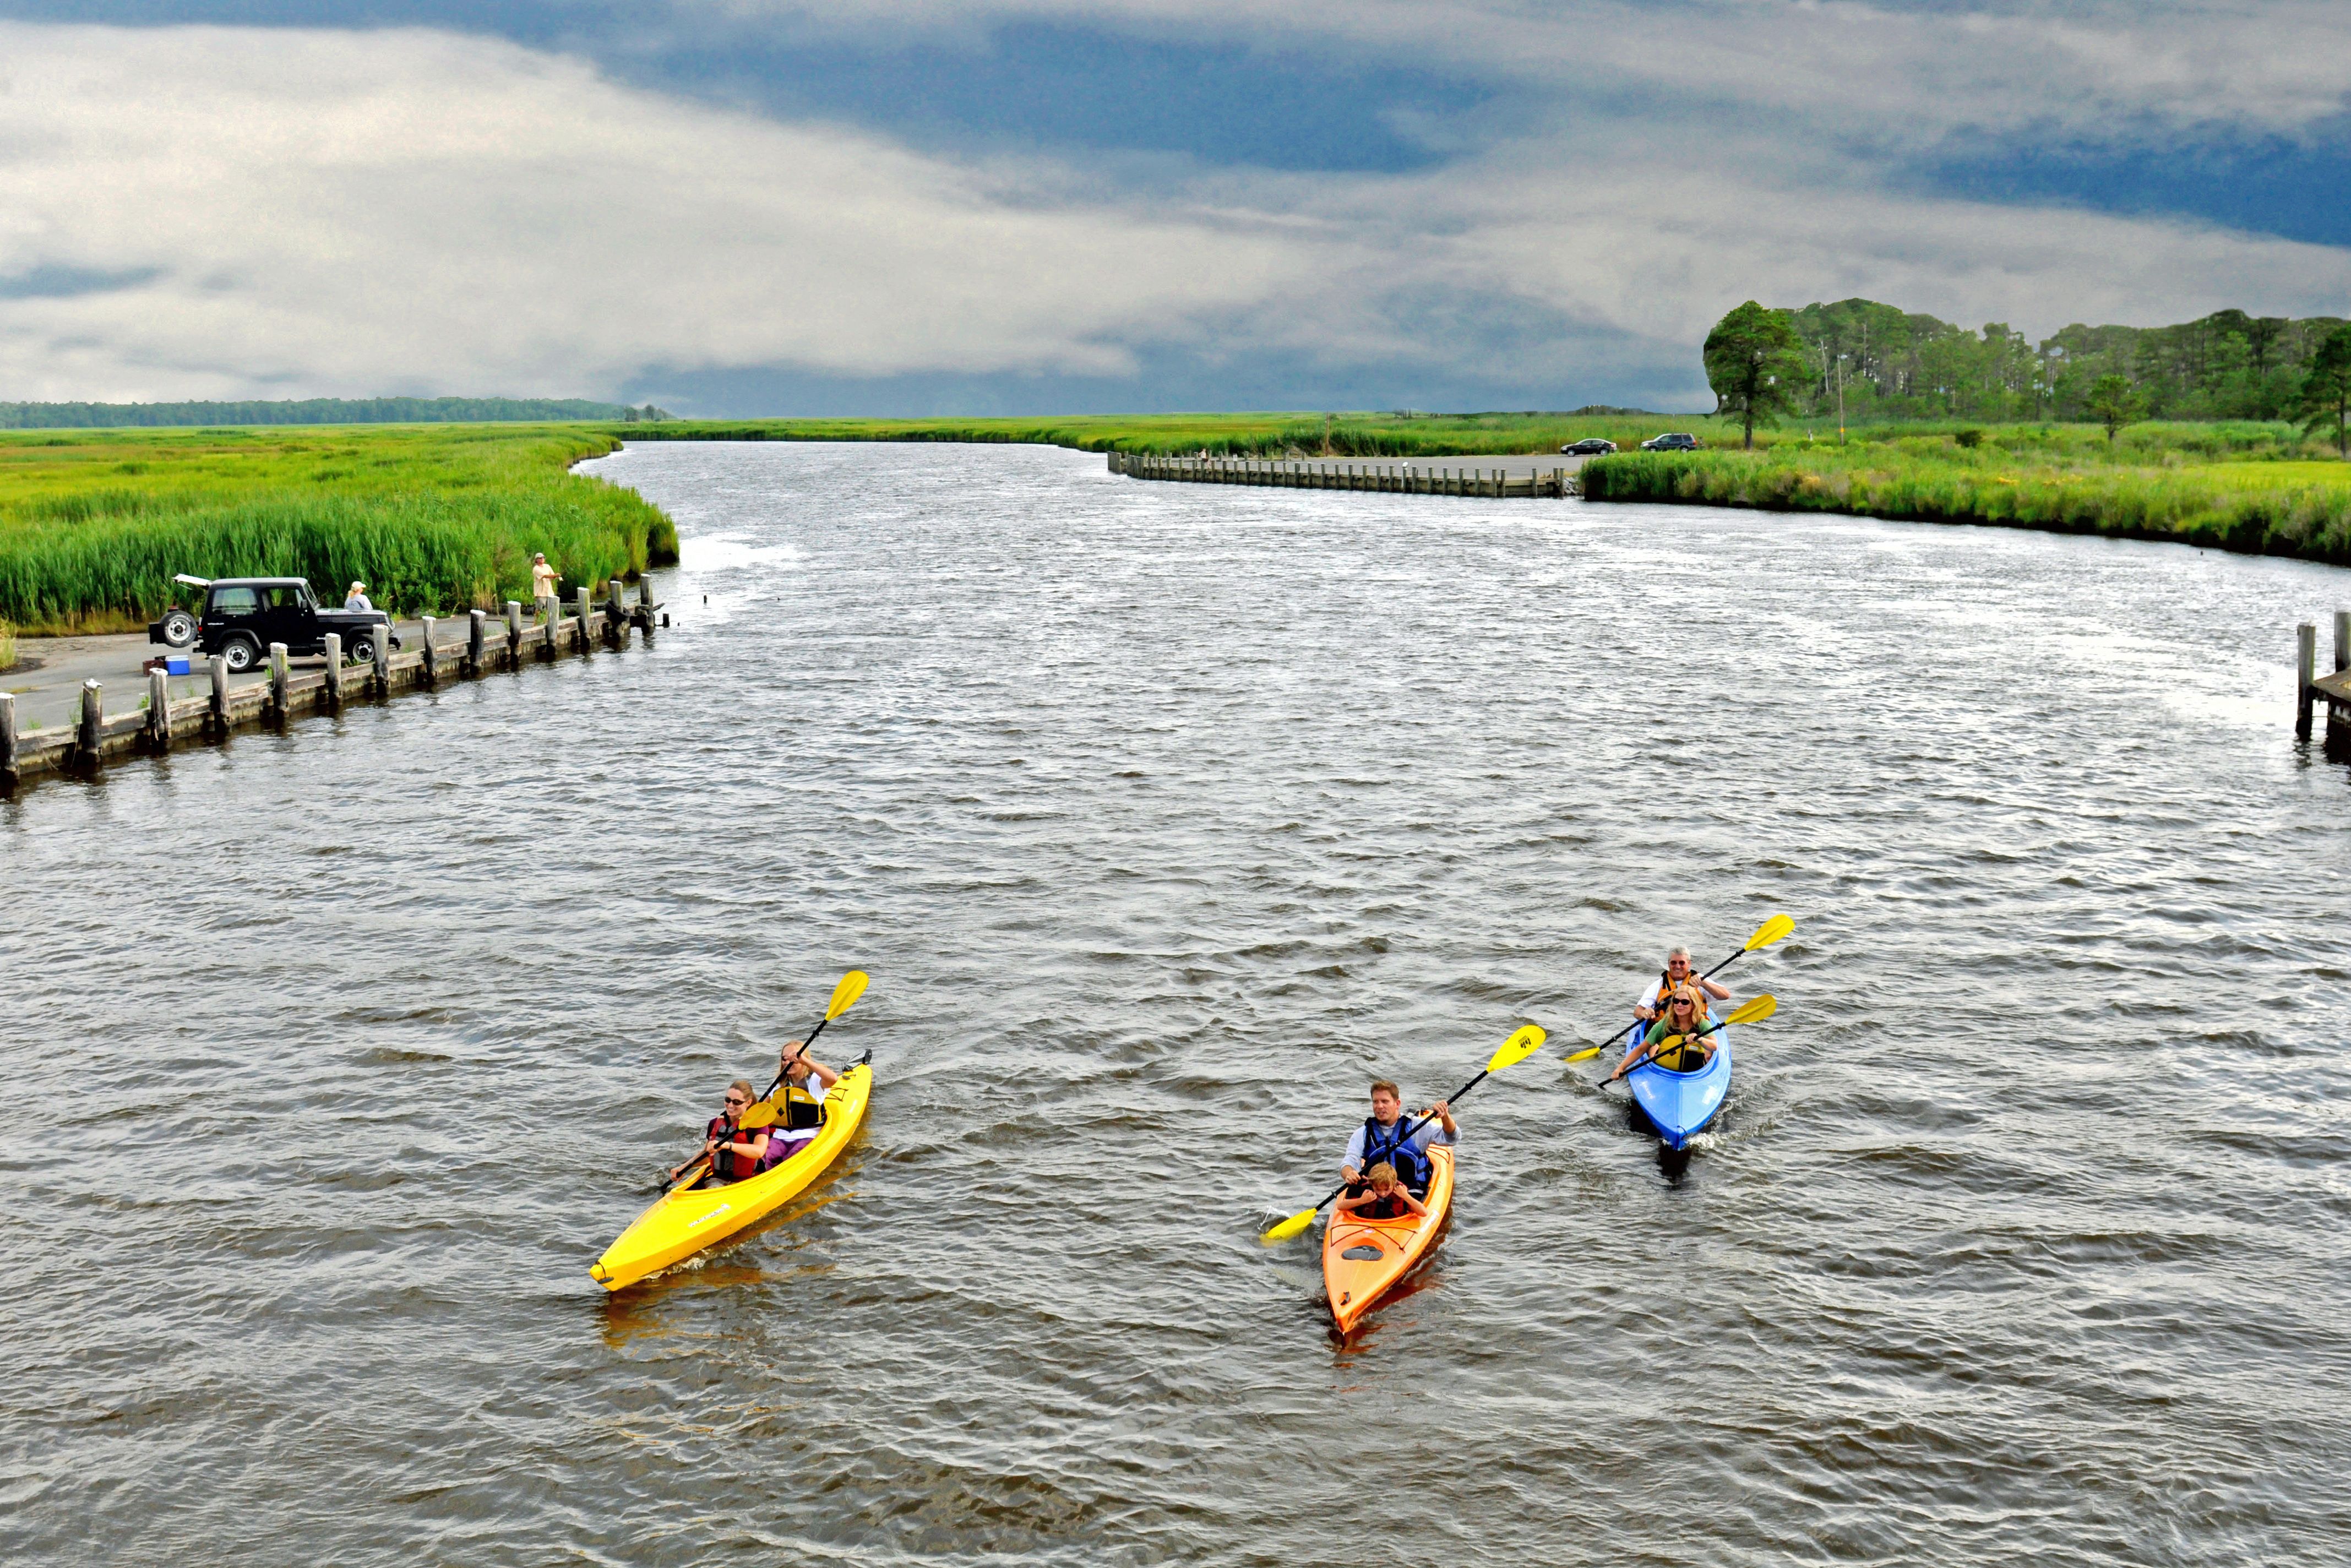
[723,1096,748,1107]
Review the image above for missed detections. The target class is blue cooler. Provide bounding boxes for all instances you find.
[166,655,192,676]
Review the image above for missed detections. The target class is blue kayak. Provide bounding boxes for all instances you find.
[1626,1025,1732,1150]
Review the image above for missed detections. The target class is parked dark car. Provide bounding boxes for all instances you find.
[1560,438,1617,455]
[1640,433,1702,451]
[149,575,398,673]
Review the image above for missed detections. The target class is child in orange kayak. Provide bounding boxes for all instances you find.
[1335,1163,1428,1222]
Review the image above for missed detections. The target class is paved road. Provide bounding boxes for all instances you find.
[5,620,433,734]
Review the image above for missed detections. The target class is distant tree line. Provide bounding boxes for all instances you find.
[1782,298,2347,424]
[0,396,673,429]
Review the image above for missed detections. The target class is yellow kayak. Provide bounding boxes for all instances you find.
[590,1060,873,1291]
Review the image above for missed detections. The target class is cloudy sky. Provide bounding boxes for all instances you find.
[1,1,2347,413]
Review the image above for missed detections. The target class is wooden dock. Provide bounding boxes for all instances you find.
[2298,611,2351,739]
[1109,451,1576,498]
[0,582,660,787]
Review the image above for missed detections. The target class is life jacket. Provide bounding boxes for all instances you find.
[705,1114,764,1182]
[774,1082,826,1131]
[1356,1192,1412,1220]
[1359,1117,1432,1193]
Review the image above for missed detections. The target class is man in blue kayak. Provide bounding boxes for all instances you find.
[1632,946,1730,1024]
[1341,1079,1457,1197]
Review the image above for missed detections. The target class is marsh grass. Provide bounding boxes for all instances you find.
[0,619,15,671]
[1580,431,2351,565]
[0,425,677,633]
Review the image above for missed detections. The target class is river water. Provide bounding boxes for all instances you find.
[6,442,2348,1565]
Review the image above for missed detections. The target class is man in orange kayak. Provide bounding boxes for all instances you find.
[1341,1079,1456,1197]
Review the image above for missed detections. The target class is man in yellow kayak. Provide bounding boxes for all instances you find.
[668,1080,771,1188]
[1341,1079,1456,1197]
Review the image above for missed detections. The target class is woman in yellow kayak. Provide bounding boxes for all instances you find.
[667,1080,771,1188]
[1612,983,1716,1079]
[756,1041,842,1170]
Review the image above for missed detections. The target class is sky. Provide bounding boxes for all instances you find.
[1,1,2347,415]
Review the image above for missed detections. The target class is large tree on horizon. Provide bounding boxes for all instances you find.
[2296,324,2351,457]
[1703,301,1810,449]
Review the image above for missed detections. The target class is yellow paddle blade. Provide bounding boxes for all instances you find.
[1485,1023,1547,1073]
[1561,1044,1603,1063]
[1744,914,1795,952]
[1260,1207,1319,1243]
[825,970,870,1020]
[737,1103,777,1130]
[1723,993,1777,1027]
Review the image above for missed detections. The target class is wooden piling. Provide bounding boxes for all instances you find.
[323,634,344,704]
[148,668,171,753]
[269,642,290,717]
[2298,622,2317,738]
[209,655,230,736]
[605,579,627,645]
[574,588,592,656]
[505,601,523,665]
[2337,609,2349,674]
[469,609,487,674]
[0,692,16,785]
[371,624,390,693]
[420,616,439,684]
[78,680,101,766]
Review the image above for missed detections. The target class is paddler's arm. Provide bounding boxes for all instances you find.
[1340,1125,1368,1183]
[1699,977,1731,1002]
[1417,1101,1457,1144]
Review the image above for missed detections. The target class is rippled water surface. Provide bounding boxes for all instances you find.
[7,442,2350,1565]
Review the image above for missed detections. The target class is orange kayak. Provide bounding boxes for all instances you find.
[1321,1146,1454,1333]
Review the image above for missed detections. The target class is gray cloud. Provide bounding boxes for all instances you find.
[0,17,2344,407]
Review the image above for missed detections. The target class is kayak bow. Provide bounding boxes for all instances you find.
[1625,1028,1731,1150]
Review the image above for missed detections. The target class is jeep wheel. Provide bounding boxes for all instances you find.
[160,608,198,647]
[221,635,261,673]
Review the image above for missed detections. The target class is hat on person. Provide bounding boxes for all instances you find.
[349,581,366,591]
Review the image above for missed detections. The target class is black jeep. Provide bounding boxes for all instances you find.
[149,575,398,673]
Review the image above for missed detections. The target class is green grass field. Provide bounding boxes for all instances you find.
[616,410,1755,458]
[0,424,677,635]
[1579,424,2351,565]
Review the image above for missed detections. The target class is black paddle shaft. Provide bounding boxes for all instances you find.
[755,1013,842,1104]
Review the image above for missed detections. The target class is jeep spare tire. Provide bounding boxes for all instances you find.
[160,608,198,648]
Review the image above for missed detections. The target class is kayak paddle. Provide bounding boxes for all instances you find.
[1260,1023,1546,1244]
[1562,914,1794,1062]
[1605,993,1776,1082]
[656,970,870,1192]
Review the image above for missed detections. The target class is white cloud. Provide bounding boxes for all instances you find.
[0,18,2345,405]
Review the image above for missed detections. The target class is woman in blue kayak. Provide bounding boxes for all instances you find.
[1612,984,1715,1079]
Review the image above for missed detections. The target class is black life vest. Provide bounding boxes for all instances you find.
[776,1082,825,1130]
[1359,1117,1432,1192]
[705,1114,764,1182]
[1357,1192,1412,1219]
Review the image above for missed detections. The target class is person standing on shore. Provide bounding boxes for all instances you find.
[531,553,559,621]
[343,581,374,612]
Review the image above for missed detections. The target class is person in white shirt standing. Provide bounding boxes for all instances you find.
[531,553,560,622]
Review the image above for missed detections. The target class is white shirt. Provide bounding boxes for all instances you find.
[344,592,374,612]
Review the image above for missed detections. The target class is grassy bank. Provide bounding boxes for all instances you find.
[1579,422,2351,565]
[0,425,677,634]
[613,410,1751,459]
